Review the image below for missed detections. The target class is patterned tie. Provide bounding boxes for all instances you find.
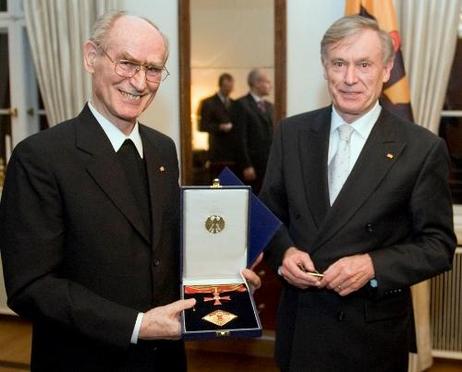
[257,100,266,113]
[328,124,354,204]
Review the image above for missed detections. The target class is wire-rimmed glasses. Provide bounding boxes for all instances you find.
[98,46,169,83]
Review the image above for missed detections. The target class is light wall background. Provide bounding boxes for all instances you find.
[287,0,343,114]
[191,0,274,150]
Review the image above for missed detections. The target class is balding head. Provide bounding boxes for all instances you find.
[89,11,169,63]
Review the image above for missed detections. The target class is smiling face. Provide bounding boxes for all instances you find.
[323,29,393,123]
[83,15,167,134]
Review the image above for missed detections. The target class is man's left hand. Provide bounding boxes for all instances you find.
[319,254,375,296]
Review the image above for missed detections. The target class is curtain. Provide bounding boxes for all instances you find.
[398,0,461,133]
[396,0,462,370]
[24,0,121,126]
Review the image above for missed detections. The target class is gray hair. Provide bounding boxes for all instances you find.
[89,10,170,62]
[320,15,394,65]
[247,68,263,88]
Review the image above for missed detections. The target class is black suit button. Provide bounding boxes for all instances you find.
[295,213,301,220]
[153,259,160,267]
[337,311,345,321]
[365,223,374,233]
[152,346,158,352]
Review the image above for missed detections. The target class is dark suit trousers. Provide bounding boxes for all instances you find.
[275,288,410,372]
[31,327,187,372]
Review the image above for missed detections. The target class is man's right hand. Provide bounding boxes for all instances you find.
[279,247,321,289]
[138,298,196,340]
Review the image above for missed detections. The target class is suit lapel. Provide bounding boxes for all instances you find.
[75,106,151,244]
[299,108,331,228]
[140,126,165,251]
[313,109,406,250]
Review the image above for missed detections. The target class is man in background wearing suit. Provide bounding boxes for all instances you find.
[233,68,274,193]
[0,11,259,371]
[260,15,456,372]
[198,73,237,178]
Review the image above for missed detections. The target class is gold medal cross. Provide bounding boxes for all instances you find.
[204,288,231,305]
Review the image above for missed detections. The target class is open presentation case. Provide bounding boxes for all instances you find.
[181,181,262,339]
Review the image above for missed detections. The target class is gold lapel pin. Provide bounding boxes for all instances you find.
[159,166,165,172]
[386,153,394,159]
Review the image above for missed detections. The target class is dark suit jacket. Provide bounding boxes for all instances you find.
[259,106,456,372]
[198,93,237,163]
[232,93,274,180]
[0,105,185,371]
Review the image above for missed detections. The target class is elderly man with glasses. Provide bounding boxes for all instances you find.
[0,11,260,372]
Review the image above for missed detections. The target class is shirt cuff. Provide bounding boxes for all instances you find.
[130,312,144,344]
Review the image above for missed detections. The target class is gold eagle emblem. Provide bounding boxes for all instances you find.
[205,215,225,234]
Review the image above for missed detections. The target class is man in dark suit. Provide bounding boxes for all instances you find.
[260,15,456,372]
[233,68,274,193]
[0,11,259,371]
[198,73,238,178]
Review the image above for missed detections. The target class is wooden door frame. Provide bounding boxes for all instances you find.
[179,0,287,184]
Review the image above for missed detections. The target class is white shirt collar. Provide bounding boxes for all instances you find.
[330,101,382,139]
[250,92,264,103]
[217,92,228,103]
[88,101,144,158]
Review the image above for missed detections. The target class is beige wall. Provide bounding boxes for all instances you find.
[190,0,275,150]
[286,0,343,115]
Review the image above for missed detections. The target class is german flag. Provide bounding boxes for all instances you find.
[345,0,414,121]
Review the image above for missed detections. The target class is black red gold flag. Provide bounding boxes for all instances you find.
[345,0,414,121]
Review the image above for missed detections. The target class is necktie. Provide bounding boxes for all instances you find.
[257,100,266,113]
[117,139,151,230]
[328,124,354,204]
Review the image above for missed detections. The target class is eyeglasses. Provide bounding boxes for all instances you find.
[98,46,169,83]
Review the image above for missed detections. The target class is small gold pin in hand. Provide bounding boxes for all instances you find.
[297,263,324,278]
